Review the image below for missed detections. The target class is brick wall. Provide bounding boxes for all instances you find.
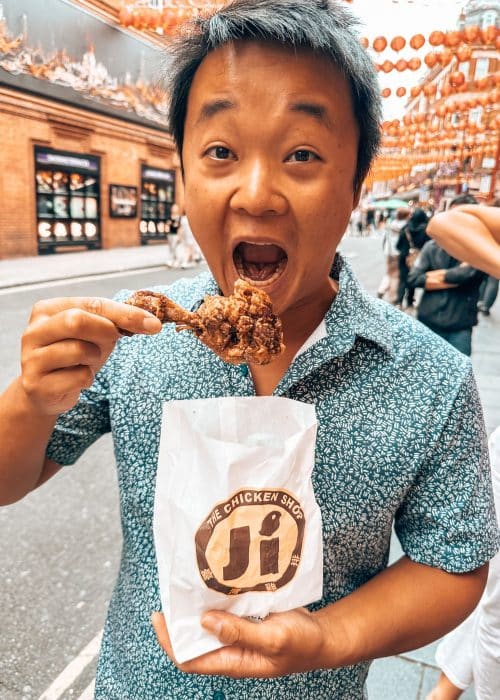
[0,86,180,259]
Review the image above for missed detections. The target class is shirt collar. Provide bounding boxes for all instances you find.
[186,255,394,388]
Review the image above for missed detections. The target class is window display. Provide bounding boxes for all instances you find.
[34,147,101,253]
[140,166,175,243]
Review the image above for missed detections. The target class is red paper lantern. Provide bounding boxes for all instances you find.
[444,30,463,48]
[373,36,388,52]
[395,59,408,72]
[381,60,394,73]
[391,36,406,52]
[408,57,422,71]
[481,25,497,45]
[456,45,472,63]
[464,25,480,44]
[424,83,437,97]
[429,31,445,47]
[449,71,465,88]
[381,88,392,98]
[438,48,454,67]
[360,37,369,49]
[410,86,422,98]
[424,52,439,68]
[396,86,407,97]
[119,6,134,27]
[410,34,426,50]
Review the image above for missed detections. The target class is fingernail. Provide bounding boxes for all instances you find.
[202,614,222,636]
[143,316,161,333]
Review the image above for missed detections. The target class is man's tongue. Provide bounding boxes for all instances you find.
[235,242,287,282]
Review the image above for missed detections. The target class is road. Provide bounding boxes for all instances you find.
[0,238,498,700]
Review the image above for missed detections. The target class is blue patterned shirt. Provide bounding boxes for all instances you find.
[46,256,499,700]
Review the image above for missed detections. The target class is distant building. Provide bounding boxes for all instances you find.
[377,0,499,208]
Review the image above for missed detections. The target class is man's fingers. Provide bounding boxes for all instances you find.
[31,297,162,336]
[202,612,286,656]
[28,340,103,375]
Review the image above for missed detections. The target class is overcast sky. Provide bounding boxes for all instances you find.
[350,0,468,118]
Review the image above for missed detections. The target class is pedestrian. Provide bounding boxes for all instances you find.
[407,195,485,356]
[395,207,430,309]
[176,212,203,268]
[478,275,499,317]
[166,203,182,267]
[425,202,500,700]
[377,208,410,304]
[0,3,498,700]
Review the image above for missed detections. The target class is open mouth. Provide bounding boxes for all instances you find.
[233,242,288,287]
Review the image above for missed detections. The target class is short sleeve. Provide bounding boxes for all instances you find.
[395,367,500,573]
[45,363,111,466]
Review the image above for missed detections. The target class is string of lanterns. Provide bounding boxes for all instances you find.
[118,2,225,34]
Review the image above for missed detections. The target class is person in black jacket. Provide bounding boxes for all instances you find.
[395,208,430,309]
[407,196,485,356]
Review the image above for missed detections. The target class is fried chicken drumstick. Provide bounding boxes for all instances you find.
[126,279,285,365]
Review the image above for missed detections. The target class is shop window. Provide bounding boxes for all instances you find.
[140,166,175,243]
[35,147,101,254]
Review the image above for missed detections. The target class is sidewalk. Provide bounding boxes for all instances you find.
[0,244,171,289]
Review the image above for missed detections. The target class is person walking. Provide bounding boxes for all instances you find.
[395,207,430,310]
[377,208,409,304]
[478,275,499,317]
[166,203,182,267]
[407,198,485,356]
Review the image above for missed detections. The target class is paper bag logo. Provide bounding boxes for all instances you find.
[195,488,305,595]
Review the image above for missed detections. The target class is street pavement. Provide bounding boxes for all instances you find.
[1,237,498,699]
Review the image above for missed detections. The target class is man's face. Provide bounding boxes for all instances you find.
[182,41,360,315]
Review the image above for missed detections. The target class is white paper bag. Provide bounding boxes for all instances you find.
[153,396,323,664]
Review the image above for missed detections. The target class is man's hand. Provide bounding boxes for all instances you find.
[425,269,457,291]
[151,607,337,678]
[20,297,162,415]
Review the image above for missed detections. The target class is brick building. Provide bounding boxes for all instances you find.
[0,0,180,259]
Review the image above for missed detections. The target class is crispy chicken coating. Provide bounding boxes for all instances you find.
[126,279,285,365]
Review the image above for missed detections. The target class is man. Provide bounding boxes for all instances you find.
[0,2,497,699]
[407,195,485,356]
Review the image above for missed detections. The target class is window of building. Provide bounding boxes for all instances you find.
[470,107,483,124]
[475,57,489,80]
[140,166,175,243]
[482,11,497,29]
[35,146,101,254]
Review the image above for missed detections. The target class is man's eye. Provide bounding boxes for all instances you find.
[207,146,234,160]
[287,150,319,163]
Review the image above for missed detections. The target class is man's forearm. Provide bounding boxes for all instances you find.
[314,555,487,668]
[0,377,57,505]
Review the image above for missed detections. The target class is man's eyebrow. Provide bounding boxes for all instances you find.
[289,102,332,127]
[195,99,237,125]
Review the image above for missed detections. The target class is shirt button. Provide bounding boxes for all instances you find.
[213,692,225,700]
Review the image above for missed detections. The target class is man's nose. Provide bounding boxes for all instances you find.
[230,159,287,217]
